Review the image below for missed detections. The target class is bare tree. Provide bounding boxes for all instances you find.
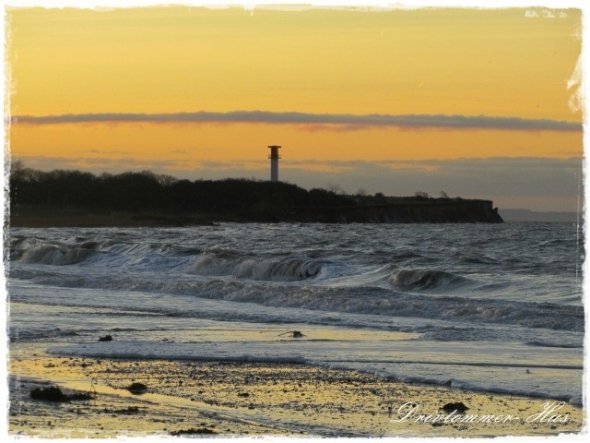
[327,183,344,195]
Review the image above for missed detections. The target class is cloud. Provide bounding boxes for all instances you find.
[10,111,582,132]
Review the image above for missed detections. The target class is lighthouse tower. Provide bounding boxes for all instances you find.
[268,145,281,182]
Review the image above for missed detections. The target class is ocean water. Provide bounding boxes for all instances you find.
[7,222,584,404]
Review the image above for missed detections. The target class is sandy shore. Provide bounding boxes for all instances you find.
[9,345,585,438]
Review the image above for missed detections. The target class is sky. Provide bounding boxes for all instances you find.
[6,6,584,211]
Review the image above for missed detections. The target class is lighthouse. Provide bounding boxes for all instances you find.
[268,145,281,182]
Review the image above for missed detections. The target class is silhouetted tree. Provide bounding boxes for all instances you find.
[9,164,472,223]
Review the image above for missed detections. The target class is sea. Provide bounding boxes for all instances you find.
[6,222,585,404]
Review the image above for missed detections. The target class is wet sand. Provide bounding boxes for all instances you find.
[9,345,585,438]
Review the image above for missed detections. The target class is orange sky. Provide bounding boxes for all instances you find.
[5,6,584,210]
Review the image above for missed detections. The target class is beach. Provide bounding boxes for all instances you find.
[7,223,584,437]
[9,343,584,438]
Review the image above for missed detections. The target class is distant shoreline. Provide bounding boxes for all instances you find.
[9,167,503,225]
[500,209,580,223]
[9,202,503,227]
[9,210,215,228]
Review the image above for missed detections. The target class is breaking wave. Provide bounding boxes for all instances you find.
[389,269,472,291]
[18,243,98,266]
[189,253,331,281]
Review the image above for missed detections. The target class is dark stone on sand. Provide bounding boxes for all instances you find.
[98,334,113,342]
[237,392,250,397]
[278,330,306,338]
[127,382,148,395]
[30,386,93,402]
[441,402,469,414]
[30,386,69,402]
[169,427,218,436]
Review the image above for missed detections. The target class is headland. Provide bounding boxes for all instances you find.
[9,167,503,226]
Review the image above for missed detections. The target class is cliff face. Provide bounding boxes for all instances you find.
[294,200,503,223]
[11,199,503,227]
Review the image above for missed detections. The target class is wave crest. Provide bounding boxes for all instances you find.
[189,253,330,281]
[390,269,471,291]
[19,243,97,266]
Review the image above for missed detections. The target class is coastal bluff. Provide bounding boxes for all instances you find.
[10,168,503,226]
[293,199,503,223]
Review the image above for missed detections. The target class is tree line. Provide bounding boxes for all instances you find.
[9,163,478,223]
[9,163,381,220]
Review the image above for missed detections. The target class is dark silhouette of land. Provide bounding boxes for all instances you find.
[9,165,503,226]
